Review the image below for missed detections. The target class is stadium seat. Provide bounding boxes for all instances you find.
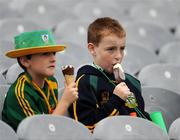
[21,0,76,30]
[5,63,23,84]
[138,63,180,94]
[93,116,169,140]
[0,18,44,41]
[124,22,175,53]
[0,40,14,55]
[0,119,18,140]
[121,43,160,76]
[98,0,155,16]
[0,1,21,20]
[17,115,93,140]
[158,41,180,65]
[0,74,7,85]
[130,3,180,30]
[55,32,92,69]
[54,19,89,48]
[142,86,180,130]
[175,24,180,41]
[0,84,10,119]
[0,53,16,75]
[46,0,84,9]
[72,1,121,22]
[168,117,180,140]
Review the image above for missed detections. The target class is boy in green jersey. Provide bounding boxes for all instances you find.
[2,30,78,131]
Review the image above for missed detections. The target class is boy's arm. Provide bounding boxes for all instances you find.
[69,75,125,130]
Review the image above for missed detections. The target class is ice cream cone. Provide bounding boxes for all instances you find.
[64,75,74,85]
[62,65,74,85]
[113,63,125,82]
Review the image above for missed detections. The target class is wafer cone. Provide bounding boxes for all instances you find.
[64,75,74,85]
[62,65,74,85]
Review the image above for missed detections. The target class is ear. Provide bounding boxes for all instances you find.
[19,56,30,68]
[88,43,96,56]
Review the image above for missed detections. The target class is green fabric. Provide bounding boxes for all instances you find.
[90,75,98,93]
[2,72,58,131]
[15,30,56,50]
[125,73,141,92]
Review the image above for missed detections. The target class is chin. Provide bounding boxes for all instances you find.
[45,72,54,77]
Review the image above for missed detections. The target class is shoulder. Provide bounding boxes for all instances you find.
[125,73,140,84]
[125,73,141,91]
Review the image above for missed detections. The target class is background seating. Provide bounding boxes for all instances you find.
[0,84,10,119]
[17,115,93,140]
[93,116,169,140]
[0,0,179,139]
[168,117,180,140]
[142,86,180,130]
[138,63,180,94]
[158,41,180,66]
[0,119,18,140]
[122,43,160,76]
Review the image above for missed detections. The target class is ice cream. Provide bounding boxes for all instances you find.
[113,63,125,82]
[62,65,74,85]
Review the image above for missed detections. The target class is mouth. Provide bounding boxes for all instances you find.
[48,65,55,68]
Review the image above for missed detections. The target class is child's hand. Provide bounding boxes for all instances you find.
[61,82,78,106]
[113,82,131,101]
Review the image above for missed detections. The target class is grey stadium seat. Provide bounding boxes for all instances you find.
[72,1,121,22]
[142,86,180,130]
[0,84,10,119]
[168,117,180,140]
[54,19,89,48]
[5,63,23,84]
[121,43,160,76]
[138,63,180,94]
[17,114,93,140]
[159,41,180,66]
[93,116,169,140]
[0,119,18,140]
[0,18,44,41]
[130,3,180,30]
[21,0,76,30]
[124,22,175,53]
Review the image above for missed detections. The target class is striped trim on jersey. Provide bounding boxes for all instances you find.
[15,75,34,117]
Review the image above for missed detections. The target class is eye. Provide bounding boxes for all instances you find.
[121,47,125,51]
[42,52,56,56]
[42,52,49,55]
[107,47,116,51]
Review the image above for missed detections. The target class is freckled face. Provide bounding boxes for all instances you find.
[92,34,126,73]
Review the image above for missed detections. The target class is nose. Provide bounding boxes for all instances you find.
[115,50,122,61]
[50,52,56,62]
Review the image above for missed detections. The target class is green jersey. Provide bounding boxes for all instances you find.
[2,72,58,131]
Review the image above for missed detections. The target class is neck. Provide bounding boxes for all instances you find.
[33,77,45,88]
[92,63,103,71]
[27,70,45,88]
